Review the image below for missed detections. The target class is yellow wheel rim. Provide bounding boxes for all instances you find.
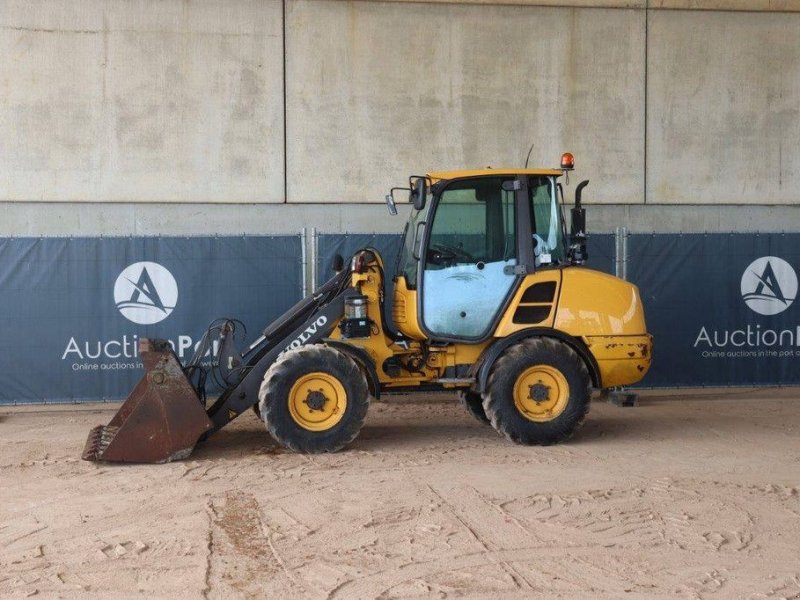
[513,365,569,422]
[288,372,348,432]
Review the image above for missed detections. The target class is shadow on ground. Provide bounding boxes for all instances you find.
[186,398,784,461]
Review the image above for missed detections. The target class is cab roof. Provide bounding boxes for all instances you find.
[428,168,563,183]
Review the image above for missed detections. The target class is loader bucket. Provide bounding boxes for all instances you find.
[82,338,213,463]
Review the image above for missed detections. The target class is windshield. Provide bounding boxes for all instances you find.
[529,176,565,265]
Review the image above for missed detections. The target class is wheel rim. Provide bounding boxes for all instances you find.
[288,372,348,432]
[513,365,569,422]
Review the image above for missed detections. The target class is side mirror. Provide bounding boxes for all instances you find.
[384,193,398,216]
[409,177,428,211]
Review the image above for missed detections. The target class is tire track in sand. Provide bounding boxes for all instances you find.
[206,491,313,599]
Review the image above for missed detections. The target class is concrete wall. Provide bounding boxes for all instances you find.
[647,10,800,205]
[0,0,284,203]
[287,1,644,205]
[1,0,799,235]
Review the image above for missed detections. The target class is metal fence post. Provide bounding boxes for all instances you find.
[615,226,629,281]
[622,226,629,281]
[310,227,318,292]
[300,227,308,298]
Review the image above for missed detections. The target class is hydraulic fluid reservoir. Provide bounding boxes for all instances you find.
[341,295,371,338]
[345,295,368,319]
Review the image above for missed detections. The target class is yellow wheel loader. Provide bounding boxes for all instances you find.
[83,154,652,463]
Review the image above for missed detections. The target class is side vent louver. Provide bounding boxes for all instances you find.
[520,281,557,303]
[513,281,557,324]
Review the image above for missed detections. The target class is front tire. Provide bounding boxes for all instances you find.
[483,337,591,445]
[258,345,370,453]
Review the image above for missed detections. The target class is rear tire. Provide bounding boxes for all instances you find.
[483,337,591,445]
[258,345,370,453]
[459,390,489,424]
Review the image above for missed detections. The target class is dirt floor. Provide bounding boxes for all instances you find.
[1,389,799,599]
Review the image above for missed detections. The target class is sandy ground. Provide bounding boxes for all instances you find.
[1,389,799,599]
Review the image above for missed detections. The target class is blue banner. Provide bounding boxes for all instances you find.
[2,232,797,402]
[317,233,404,288]
[628,233,800,387]
[584,233,615,276]
[0,236,302,404]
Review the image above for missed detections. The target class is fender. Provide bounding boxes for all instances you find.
[323,340,381,400]
[472,328,602,393]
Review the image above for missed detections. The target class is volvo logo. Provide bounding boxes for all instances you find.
[741,257,797,316]
[114,262,178,324]
[282,316,328,354]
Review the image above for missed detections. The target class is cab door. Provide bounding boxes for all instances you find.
[420,176,518,340]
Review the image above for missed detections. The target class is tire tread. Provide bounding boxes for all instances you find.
[258,345,371,453]
[483,337,591,446]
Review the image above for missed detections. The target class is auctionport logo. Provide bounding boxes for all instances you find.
[695,255,799,358]
[114,262,178,325]
[741,256,797,316]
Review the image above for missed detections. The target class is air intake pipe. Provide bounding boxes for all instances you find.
[570,180,589,264]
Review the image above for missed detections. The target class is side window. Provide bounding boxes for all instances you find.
[530,177,563,264]
[422,177,517,338]
[396,209,424,288]
[427,178,516,265]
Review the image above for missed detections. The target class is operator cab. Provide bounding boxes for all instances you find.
[387,159,583,343]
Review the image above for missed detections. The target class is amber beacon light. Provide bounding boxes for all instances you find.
[560,152,575,170]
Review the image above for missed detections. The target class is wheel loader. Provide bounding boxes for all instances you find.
[83,153,652,463]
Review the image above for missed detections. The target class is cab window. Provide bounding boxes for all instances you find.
[421,177,517,339]
[529,177,564,265]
